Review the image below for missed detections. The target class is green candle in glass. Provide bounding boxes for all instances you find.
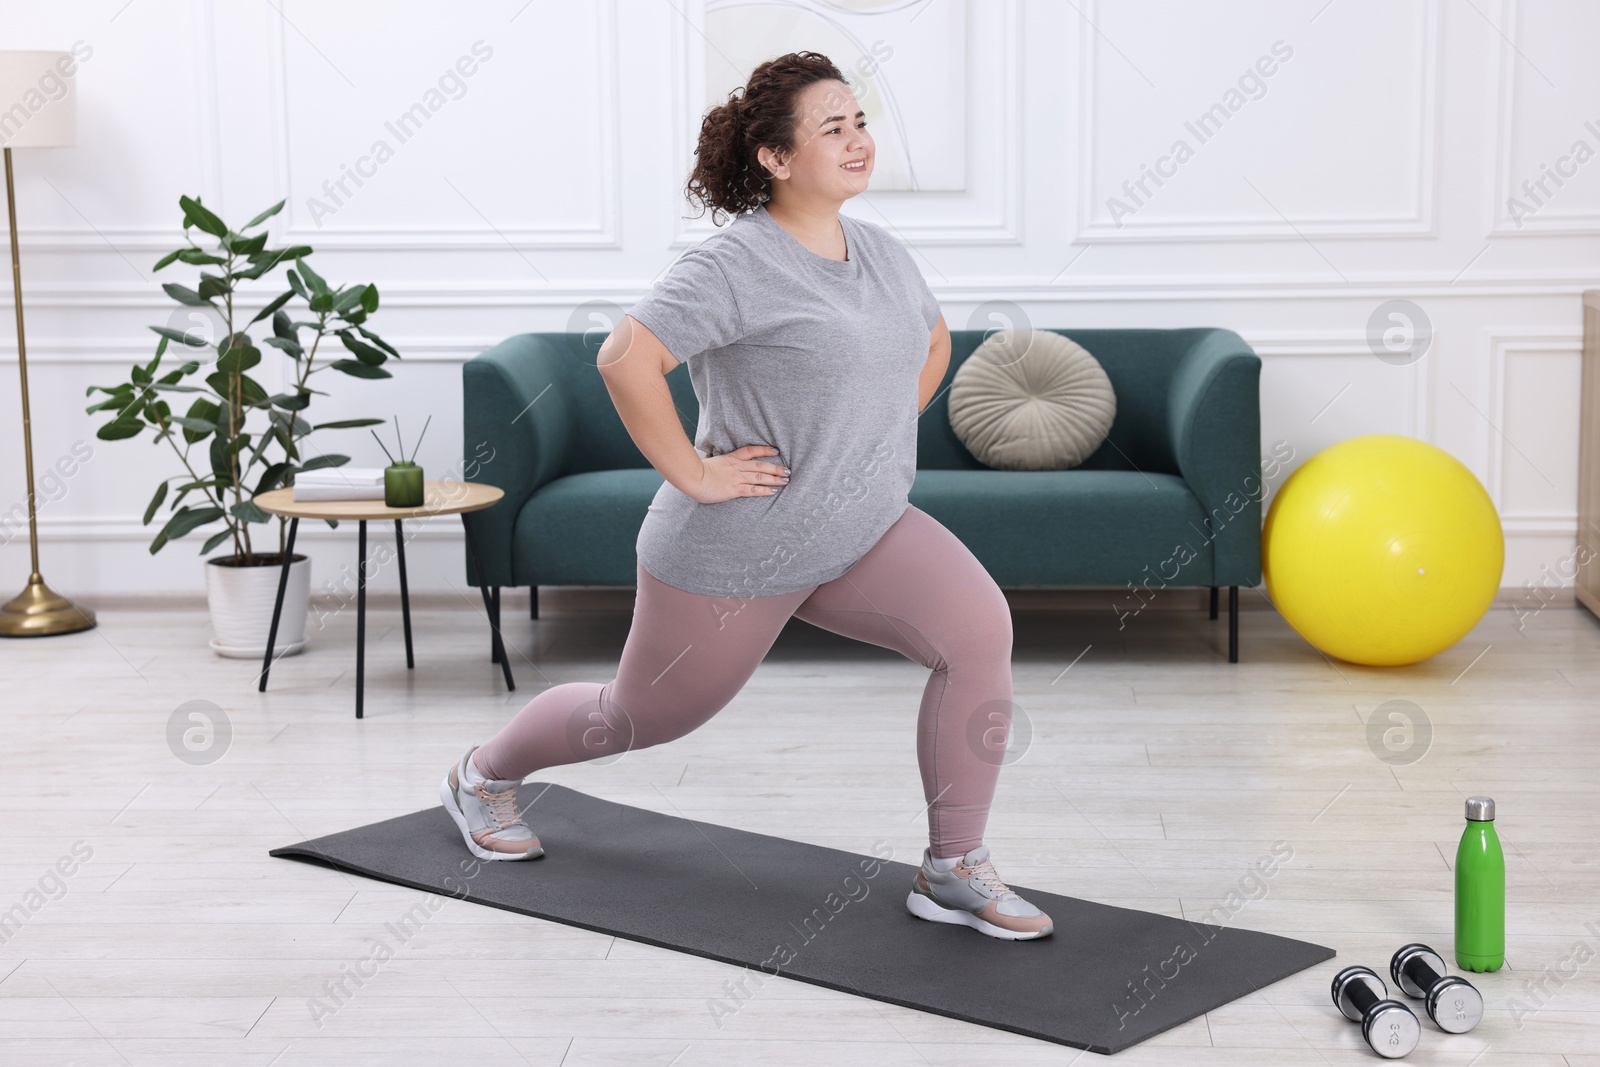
[384,463,423,507]
[374,415,429,508]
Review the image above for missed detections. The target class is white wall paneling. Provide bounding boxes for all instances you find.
[1488,0,1600,238]
[1075,0,1441,244]
[1485,330,1584,530]
[675,0,1024,246]
[267,0,624,251]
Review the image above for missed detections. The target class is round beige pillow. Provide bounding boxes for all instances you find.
[947,328,1116,470]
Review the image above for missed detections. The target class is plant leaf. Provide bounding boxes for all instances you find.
[142,481,170,525]
[97,418,145,441]
[360,283,379,314]
[183,398,220,445]
[331,286,366,314]
[312,418,385,430]
[245,245,311,272]
[246,423,278,468]
[329,359,391,379]
[339,332,388,365]
[161,282,211,307]
[199,528,234,555]
[237,374,268,404]
[232,257,271,282]
[272,309,297,341]
[156,504,226,546]
[215,340,262,376]
[209,434,233,481]
[268,391,311,411]
[197,274,230,301]
[179,195,228,239]
[229,499,272,524]
[171,478,221,509]
[355,325,401,359]
[274,423,298,462]
[297,257,331,297]
[204,371,229,397]
[171,415,218,434]
[243,200,286,230]
[297,453,350,472]
[175,247,227,266]
[254,462,291,496]
[150,325,210,348]
[248,290,294,325]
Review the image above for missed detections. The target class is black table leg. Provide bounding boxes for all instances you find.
[395,518,414,670]
[461,514,515,692]
[356,519,367,719]
[1209,585,1218,620]
[259,517,300,692]
[491,586,502,663]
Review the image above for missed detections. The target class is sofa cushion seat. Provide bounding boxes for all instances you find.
[511,469,663,587]
[511,467,1212,591]
[908,468,1211,587]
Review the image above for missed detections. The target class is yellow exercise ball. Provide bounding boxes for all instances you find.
[1262,434,1504,666]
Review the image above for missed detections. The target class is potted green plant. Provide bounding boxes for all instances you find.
[85,195,397,656]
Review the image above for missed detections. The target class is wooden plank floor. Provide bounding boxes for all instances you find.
[2,587,1597,1065]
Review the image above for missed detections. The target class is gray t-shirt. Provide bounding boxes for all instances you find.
[626,201,939,598]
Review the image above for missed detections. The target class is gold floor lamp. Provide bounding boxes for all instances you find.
[0,49,93,637]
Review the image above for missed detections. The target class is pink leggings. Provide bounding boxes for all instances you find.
[472,504,1016,858]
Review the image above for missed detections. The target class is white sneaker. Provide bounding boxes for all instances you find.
[905,844,1053,940]
[439,745,544,861]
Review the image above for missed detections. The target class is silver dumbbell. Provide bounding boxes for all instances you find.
[1390,943,1484,1033]
[1331,965,1420,1059]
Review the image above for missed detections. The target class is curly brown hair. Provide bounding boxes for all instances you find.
[684,51,851,226]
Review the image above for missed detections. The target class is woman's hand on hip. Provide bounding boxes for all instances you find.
[686,445,789,504]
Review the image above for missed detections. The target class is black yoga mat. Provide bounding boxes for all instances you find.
[270,782,1334,1054]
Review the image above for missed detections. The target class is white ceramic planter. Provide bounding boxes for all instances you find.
[205,554,310,659]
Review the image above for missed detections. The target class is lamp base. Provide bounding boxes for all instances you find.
[0,575,96,637]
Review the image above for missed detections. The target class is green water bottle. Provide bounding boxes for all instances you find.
[1455,795,1504,972]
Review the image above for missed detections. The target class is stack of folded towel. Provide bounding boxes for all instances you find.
[292,467,386,502]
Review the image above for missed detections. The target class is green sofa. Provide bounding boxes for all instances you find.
[463,327,1263,661]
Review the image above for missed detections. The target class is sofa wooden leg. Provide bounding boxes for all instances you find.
[1228,585,1239,663]
[1209,585,1218,620]
[529,585,539,620]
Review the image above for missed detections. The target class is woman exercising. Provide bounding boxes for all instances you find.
[441,51,1052,940]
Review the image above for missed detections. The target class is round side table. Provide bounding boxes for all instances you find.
[254,480,512,718]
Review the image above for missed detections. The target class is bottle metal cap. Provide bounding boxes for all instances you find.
[1465,796,1495,821]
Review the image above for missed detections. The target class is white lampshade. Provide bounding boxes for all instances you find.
[0,51,79,149]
